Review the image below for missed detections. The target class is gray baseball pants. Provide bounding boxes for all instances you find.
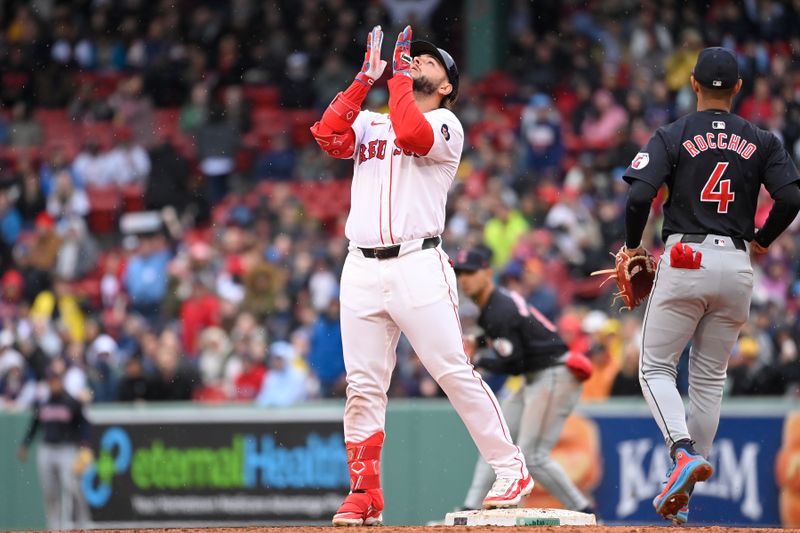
[639,234,753,457]
[463,364,590,510]
[37,443,90,530]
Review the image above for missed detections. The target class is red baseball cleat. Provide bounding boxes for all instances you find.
[332,490,383,526]
[482,474,534,509]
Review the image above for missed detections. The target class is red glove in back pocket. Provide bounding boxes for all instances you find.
[670,242,702,269]
[564,351,593,382]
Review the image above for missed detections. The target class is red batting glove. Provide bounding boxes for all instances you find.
[670,242,702,269]
[392,25,413,78]
[355,25,387,87]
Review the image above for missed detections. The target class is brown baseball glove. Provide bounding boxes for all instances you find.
[72,446,94,476]
[592,247,657,310]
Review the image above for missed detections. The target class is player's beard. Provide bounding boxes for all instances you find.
[412,75,438,96]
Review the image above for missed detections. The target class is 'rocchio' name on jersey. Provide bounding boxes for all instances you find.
[681,128,757,160]
[623,108,797,242]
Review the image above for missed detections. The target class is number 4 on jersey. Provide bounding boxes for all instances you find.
[701,162,735,213]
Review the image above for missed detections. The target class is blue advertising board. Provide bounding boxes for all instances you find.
[591,414,783,526]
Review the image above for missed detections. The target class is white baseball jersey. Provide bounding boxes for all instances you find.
[345,108,464,247]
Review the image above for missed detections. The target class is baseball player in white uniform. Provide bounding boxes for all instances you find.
[310,25,532,526]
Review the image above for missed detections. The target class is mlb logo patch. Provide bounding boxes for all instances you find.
[714,238,726,247]
[713,80,722,87]
[712,121,726,129]
[441,124,450,141]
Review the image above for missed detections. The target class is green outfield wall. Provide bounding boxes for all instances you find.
[0,398,795,529]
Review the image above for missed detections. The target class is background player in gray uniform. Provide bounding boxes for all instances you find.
[17,364,93,530]
[453,246,594,514]
[623,47,800,524]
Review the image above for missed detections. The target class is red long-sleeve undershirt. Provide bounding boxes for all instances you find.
[387,76,434,155]
[316,79,371,135]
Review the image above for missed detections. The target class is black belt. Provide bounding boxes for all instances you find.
[359,236,440,260]
[680,233,746,252]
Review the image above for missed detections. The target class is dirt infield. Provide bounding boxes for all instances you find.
[62,527,798,533]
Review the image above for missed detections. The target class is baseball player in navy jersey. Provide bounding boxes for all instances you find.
[623,47,800,524]
[452,246,595,515]
[17,365,93,530]
[310,26,531,526]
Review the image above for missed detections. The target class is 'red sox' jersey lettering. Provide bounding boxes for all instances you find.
[358,139,421,164]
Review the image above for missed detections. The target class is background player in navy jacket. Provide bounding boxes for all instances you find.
[17,364,93,530]
[453,245,594,515]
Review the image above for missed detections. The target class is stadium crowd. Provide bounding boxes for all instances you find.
[0,0,799,410]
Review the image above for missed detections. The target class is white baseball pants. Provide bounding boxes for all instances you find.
[339,242,528,479]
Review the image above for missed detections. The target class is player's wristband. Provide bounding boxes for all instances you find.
[355,72,376,87]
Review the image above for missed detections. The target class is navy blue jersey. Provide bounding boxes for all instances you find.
[623,109,799,241]
[475,288,566,375]
[22,392,91,447]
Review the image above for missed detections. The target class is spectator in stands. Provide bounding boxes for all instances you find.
[179,82,209,133]
[54,217,98,281]
[0,186,22,250]
[233,341,268,402]
[85,334,118,403]
[0,270,25,323]
[307,297,346,398]
[665,27,703,91]
[108,75,155,147]
[738,76,774,128]
[484,195,529,269]
[117,357,148,402]
[0,359,28,405]
[610,342,642,396]
[15,165,46,226]
[144,136,190,212]
[8,102,41,147]
[72,138,114,187]
[180,273,220,356]
[197,327,231,392]
[223,85,251,134]
[104,128,151,186]
[0,329,25,381]
[63,342,92,403]
[254,133,296,180]
[255,341,307,406]
[728,336,780,395]
[123,232,171,323]
[0,106,9,145]
[30,277,85,343]
[145,330,199,401]
[545,185,604,275]
[520,93,563,177]
[628,7,672,75]
[520,258,560,322]
[580,89,628,148]
[279,52,315,109]
[46,169,90,222]
[196,102,240,202]
[28,212,60,274]
[68,82,113,123]
[313,54,349,109]
[242,258,284,321]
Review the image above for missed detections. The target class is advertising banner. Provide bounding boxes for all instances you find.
[80,409,348,527]
[591,414,783,526]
